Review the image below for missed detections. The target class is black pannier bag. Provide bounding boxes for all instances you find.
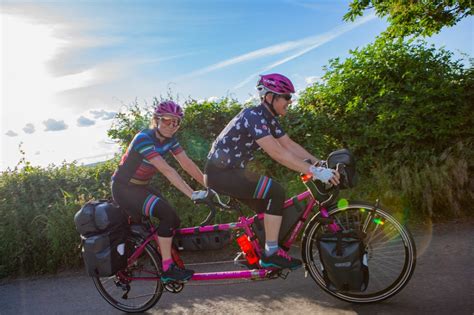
[251,197,305,247]
[74,200,130,277]
[74,200,127,236]
[317,230,369,292]
[82,228,130,277]
[173,230,232,251]
[327,149,357,189]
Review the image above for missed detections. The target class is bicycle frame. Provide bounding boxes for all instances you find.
[121,190,329,283]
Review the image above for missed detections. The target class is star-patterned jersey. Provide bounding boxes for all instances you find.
[112,129,183,185]
[207,104,286,169]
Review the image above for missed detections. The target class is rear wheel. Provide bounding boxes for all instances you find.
[92,236,164,312]
[302,201,416,303]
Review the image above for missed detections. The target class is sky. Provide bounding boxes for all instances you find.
[1,0,473,171]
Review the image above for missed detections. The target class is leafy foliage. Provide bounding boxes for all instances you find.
[107,100,153,151]
[299,39,474,167]
[345,0,473,38]
[0,159,116,277]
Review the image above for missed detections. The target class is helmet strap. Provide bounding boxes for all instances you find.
[264,93,279,116]
[155,125,171,140]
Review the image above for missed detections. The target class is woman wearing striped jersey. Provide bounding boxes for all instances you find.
[112,101,208,283]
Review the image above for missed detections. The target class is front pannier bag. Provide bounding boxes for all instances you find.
[317,230,369,292]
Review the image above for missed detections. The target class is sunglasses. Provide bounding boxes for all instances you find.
[159,116,181,127]
[279,94,292,101]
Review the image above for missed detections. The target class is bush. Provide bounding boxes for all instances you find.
[298,39,474,167]
[0,160,116,277]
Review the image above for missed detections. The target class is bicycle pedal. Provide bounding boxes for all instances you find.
[278,270,290,280]
[162,279,189,285]
[164,282,185,293]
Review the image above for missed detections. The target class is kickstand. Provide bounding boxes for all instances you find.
[119,283,130,299]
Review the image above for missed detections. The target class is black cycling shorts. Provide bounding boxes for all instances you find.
[111,181,180,237]
[204,161,285,215]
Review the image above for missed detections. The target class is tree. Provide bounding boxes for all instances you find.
[344,0,473,38]
[298,39,474,166]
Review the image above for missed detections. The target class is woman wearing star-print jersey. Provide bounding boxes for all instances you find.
[205,73,340,270]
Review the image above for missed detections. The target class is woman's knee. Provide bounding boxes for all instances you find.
[153,201,181,236]
[265,181,286,215]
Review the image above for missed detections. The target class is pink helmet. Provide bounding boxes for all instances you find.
[256,73,295,98]
[154,101,184,118]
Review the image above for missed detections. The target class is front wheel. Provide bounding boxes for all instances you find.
[92,235,164,313]
[302,201,416,303]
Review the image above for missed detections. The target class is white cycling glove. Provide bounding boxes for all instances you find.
[191,189,216,201]
[191,190,208,201]
[309,165,334,184]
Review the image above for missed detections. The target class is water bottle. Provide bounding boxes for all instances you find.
[236,234,259,265]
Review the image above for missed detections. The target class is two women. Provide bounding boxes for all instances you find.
[112,73,339,281]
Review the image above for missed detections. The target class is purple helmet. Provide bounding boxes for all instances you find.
[256,73,295,98]
[154,101,184,118]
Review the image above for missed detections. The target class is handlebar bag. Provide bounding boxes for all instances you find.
[317,230,369,292]
[327,149,357,189]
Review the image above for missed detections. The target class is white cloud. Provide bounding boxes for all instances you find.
[181,42,308,79]
[234,13,376,89]
[77,116,96,127]
[233,12,377,89]
[90,109,117,120]
[244,95,260,106]
[5,130,18,137]
[207,96,220,102]
[43,119,68,131]
[22,123,36,134]
[305,76,322,84]
[184,12,376,86]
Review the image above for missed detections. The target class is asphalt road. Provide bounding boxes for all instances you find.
[1,220,473,315]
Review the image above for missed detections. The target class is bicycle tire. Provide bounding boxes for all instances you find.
[302,200,416,303]
[92,235,164,312]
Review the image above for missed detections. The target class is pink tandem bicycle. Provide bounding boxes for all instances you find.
[92,162,417,312]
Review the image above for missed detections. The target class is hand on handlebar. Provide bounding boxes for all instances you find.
[191,189,216,203]
[309,165,340,186]
[191,189,230,209]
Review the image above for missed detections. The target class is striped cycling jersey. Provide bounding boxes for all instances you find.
[112,129,183,185]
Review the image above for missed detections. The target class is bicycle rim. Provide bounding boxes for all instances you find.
[303,201,416,303]
[92,236,164,312]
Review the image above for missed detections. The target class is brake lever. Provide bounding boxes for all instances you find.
[335,163,347,187]
[213,192,230,209]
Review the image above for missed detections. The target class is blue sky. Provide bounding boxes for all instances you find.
[1,0,473,170]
